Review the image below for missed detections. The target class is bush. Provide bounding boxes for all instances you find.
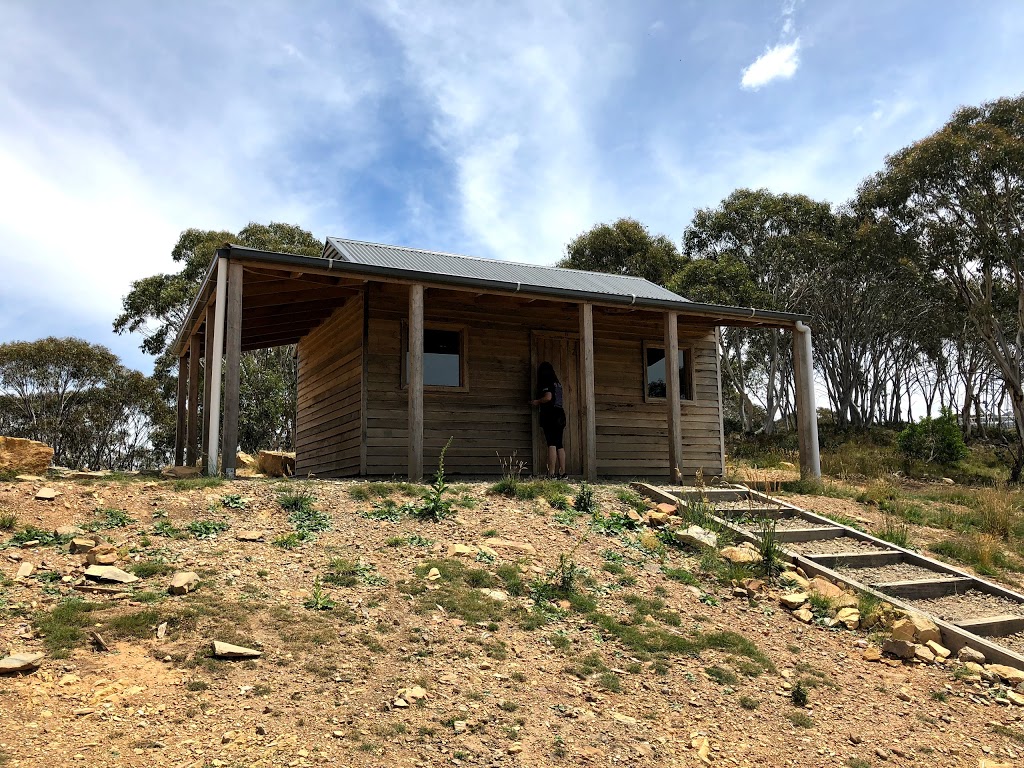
[897,409,967,465]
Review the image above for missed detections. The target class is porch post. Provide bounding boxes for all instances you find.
[200,305,215,465]
[793,321,821,481]
[408,284,424,482]
[206,257,228,475]
[174,353,187,465]
[664,311,682,484]
[221,260,244,479]
[185,335,201,465]
[579,303,597,482]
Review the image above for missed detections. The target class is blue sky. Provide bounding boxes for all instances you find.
[1,0,1023,373]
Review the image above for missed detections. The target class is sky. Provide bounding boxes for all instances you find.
[1,0,1023,374]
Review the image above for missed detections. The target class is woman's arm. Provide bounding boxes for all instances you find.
[530,392,553,407]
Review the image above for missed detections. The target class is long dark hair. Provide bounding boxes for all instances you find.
[537,361,559,390]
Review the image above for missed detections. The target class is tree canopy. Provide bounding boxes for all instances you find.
[559,217,682,286]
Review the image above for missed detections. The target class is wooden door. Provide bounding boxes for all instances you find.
[530,332,583,476]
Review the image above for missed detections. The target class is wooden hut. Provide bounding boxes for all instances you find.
[170,238,820,482]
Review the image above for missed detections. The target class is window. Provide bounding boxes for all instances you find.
[644,343,693,401]
[424,328,462,387]
[402,323,468,390]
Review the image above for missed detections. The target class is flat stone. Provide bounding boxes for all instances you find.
[482,538,536,555]
[86,544,118,566]
[160,465,201,479]
[447,543,477,557]
[655,502,678,516]
[235,530,265,542]
[212,641,262,659]
[83,565,138,584]
[986,664,1024,685]
[478,588,509,602]
[719,543,761,564]
[807,577,845,600]
[881,639,916,660]
[15,474,44,482]
[779,571,810,590]
[69,538,95,554]
[15,561,34,580]
[831,607,860,630]
[957,646,986,664]
[1007,690,1024,707]
[925,640,951,660]
[645,511,671,527]
[914,644,936,663]
[862,647,882,662]
[780,592,809,610]
[673,525,718,550]
[168,571,200,595]
[793,608,813,623]
[55,526,86,538]
[35,487,59,501]
[0,652,44,673]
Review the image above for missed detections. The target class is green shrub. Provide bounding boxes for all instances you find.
[897,409,967,465]
[573,483,596,516]
[412,438,455,521]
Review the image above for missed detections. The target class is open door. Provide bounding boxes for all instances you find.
[530,332,584,476]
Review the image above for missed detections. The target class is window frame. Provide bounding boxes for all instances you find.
[642,341,695,403]
[400,320,470,392]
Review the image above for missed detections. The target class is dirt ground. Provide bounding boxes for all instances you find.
[2,476,1024,768]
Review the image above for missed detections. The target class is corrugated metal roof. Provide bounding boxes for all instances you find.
[324,237,690,303]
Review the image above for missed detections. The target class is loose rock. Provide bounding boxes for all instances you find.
[168,571,200,595]
[83,565,138,584]
[86,544,119,566]
[0,651,44,673]
[212,641,262,659]
[35,487,59,501]
[719,543,761,564]
[673,525,718,550]
[957,646,987,664]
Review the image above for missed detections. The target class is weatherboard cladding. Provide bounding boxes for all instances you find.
[324,237,689,303]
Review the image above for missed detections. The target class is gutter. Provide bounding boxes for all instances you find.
[173,244,809,354]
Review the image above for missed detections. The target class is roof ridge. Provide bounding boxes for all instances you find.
[326,236,662,287]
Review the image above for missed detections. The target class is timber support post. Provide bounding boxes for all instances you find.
[174,354,187,465]
[206,255,228,476]
[580,302,597,482]
[793,321,821,482]
[408,284,424,482]
[200,305,215,464]
[185,335,200,466]
[664,311,682,484]
[221,260,244,479]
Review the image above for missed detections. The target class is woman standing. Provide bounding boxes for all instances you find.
[530,361,567,478]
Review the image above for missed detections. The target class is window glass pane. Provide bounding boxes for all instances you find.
[424,328,461,387]
[646,346,689,399]
[646,347,666,398]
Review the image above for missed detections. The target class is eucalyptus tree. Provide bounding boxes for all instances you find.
[559,218,682,286]
[115,222,323,456]
[682,189,833,432]
[874,95,1024,477]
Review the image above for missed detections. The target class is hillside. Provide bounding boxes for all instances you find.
[1,475,1023,768]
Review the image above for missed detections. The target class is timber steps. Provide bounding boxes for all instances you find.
[635,483,1024,670]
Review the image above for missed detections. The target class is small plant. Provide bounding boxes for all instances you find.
[875,516,910,549]
[791,681,809,707]
[739,695,760,710]
[304,579,337,611]
[547,493,570,511]
[413,438,455,521]
[787,710,813,728]
[492,451,527,497]
[407,534,434,547]
[705,665,738,686]
[152,520,183,538]
[219,494,246,510]
[573,483,596,516]
[273,533,303,549]
[0,511,16,530]
[756,516,783,579]
[278,489,317,513]
[84,508,135,530]
[186,519,230,539]
[361,499,409,522]
[806,593,835,621]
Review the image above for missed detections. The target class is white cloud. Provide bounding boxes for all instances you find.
[741,40,801,89]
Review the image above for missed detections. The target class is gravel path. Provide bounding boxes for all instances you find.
[833,561,950,585]
[740,516,835,532]
[995,632,1024,656]
[789,536,895,555]
[905,589,1024,622]
[712,500,784,511]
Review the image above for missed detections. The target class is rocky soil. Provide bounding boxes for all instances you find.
[2,476,1024,767]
